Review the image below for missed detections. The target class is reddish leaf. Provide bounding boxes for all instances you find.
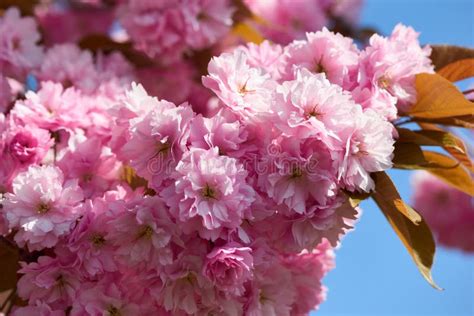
[411,115,474,129]
[423,151,474,196]
[408,125,474,173]
[372,172,422,224]
[372,173,441,290]
[409,73,474,119]
[437,58,474,82]
[232,22,264,44]
[392,142,428,168]
[430,45,474,70]
[344,190,372,208]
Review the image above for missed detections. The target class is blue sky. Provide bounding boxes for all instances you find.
[315,1,474,315]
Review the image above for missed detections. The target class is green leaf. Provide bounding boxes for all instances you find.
[409,73,474,119]
[430,45,474,70]
[437,58,474,82]
[0,240,19,292]
[372,172,441,290]
[372,172,421,224]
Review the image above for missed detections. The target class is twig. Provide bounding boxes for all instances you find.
[394,117,414,127]
[462,88,474,95]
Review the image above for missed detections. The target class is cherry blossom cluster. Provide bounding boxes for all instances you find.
[29,0,364,112]
[411,171,474,253]
[33,0,364,59]
[0,3,435,315]
[244,0,364,44]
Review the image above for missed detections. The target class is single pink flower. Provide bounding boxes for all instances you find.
[202,49,276,119]
[411,171,474,252]
[337,109,395,192]
[244,0,328,44]
[164,147,255,238]
[3,165,84,250]
[17,256,81,308]
[0,7,43,79]
[182,0,234,49]
[282,28,359,88]
[203,243,253,294]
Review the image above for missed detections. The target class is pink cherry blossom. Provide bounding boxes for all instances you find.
[17,256,81,308]
[202,49,276,118]
[3,165,84,250]
[354,23,434,119]
[60,199,118,277]
[36,5,114,45]
[164,147,255,238]
[5,123,53,165]
[411,171,474,252]
[117,0,187,63]
[10,81,87,131]
[119,95,194,189]
[203,243,253,294]
[70,276,143,316]
[282,239,335,314]
[257,137,338,215]
[0,9,436,314]
[189,110,248,156]
[0,7,43,79]
[282,28,360,88]
[337,109,394,192]
[12,301,65,316]
[37,44,98,93]
[244,0,328,44]
[106,196,176,268]
[273,69,359,141]
[182,0,234,49]
[242,40,286,81]
[57,137,121,198]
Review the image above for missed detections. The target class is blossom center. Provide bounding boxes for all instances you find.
[353,142,369,157]
[259,291,269,303]
[306,105,323,119]
[156,141,171,156]
[290,167,303,179]
[82,173,93,183]
[12,37,21,50]
[37,202,50,214]
[238,79,254,95]
[90,233,106,247]
[107,305,122,316]
[377,76,391,90]
[314,60,326,74]
[137,225,154,240]
[197,12,208,21]
[202,184,218,199]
